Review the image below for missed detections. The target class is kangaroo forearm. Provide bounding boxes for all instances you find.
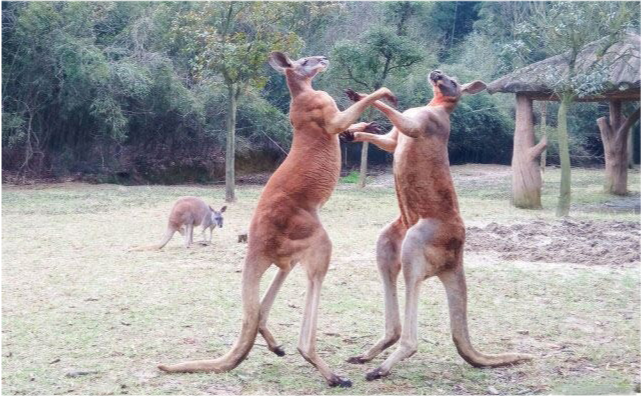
[329,89,387,134]
[355,132,396,153]
[373,102,422,138]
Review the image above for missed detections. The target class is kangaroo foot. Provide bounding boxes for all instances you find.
[346,355,369,364]
[365,367,388,381]
[271,345,286,357]
[327,374,352,388]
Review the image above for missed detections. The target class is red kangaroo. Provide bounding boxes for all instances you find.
[341,70,533,380]
[158,51,395,387]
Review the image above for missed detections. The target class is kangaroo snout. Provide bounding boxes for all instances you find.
[429,70,443,81]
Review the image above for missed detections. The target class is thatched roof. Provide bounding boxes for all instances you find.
[487,33,640,100]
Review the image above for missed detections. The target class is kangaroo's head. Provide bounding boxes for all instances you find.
[209,205,226,228]
[269,52,329,93]
[428,70,486,112]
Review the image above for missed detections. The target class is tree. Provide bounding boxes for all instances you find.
[514,2,637,215]
[330,2,423,187]
[173,3,302,201]
[428,1,481,60]
[598,103,640,195]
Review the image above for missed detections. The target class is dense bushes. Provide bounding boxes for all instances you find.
[2,2,636,184]
[1,2,292,183]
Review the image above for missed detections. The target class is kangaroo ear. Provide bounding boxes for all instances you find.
[268,52,293,73]
[461,80,487,95]
[219,206,227,213]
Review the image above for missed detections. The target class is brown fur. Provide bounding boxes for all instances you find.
[129,197,225,251]
[157,52,396,387]
[342,70,533,380]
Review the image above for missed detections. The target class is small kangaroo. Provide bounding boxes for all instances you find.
[341,70,532,380]
[131,197,226,251]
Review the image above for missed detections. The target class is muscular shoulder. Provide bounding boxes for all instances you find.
[291,91,337,129]
[409,106,449,134]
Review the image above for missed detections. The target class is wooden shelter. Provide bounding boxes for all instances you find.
[487,33,640,208]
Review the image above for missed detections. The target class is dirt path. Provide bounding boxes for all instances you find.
[467,219,640,266]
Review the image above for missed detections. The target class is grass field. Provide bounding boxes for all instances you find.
[2,165,639,395]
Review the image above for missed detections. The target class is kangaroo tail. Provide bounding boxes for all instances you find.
[438,266,533,367]
[158,254,270,373]
[129,228,175,251]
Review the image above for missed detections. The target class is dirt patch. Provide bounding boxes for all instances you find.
[368,164,512,189]
[578,193,641,214]
[466,219,640,266]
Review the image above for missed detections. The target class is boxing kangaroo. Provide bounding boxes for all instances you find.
[341,70,532,380]
[130,197,226,250]
[158,52,395,387]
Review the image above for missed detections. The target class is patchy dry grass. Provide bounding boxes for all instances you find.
[2,165,639,395]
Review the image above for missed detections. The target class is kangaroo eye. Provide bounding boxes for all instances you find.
[302,60,308,66]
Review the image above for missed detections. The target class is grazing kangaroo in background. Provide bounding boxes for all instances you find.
[341,70,532,380]
[158,51,396,387]
[130,197,226,251]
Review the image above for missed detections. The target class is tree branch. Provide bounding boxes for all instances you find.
[344,64,371,90]
[529,136,548,160]
[614,107,640,148]
[387,58,421,73]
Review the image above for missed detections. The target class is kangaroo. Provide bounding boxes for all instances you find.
[157,52,396,387]
[341,70,533,380]
[130,197,226,251]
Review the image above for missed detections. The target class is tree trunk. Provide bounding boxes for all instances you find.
[358,105,376,188]
[539,102,547,172]
[358,142,369,188]
[225,83,237,203]
[598,102,640,195]
[556,98,572,217]
[627,125,634,169]
[511,94,547,209]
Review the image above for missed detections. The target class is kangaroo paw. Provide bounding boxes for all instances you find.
[345,88,364,102]
[328,375,352,388]
[346,355,369,364]
[272,346,286,357]
[364,121,381,133]
[339,131,355,143]
[365,367,388,381]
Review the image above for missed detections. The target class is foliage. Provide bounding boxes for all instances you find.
[339,170,360,184]
[173,2,303,92]
[449,92,514,164]
[512,2,638,99]
[1,1,638,183]
[503,1,639,215]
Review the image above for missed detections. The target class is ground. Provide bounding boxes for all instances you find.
[2,165,639,395]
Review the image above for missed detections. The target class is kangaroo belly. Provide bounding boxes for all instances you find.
[393,137,459,227]
[249,135,340,258]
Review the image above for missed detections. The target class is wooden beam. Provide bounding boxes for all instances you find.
[522,90,640,102]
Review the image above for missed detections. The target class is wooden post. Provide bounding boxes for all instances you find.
[511,94,547,209]
[358,142,369,188]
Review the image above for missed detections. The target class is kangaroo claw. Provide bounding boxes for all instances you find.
[345,88,363,102]
[328,375,352,388]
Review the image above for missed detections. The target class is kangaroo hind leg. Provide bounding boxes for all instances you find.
[348,218,405,364]
[439,265,533,367]
[259,264,295,356]
[158,254,272,373]
[366,219,438,381]
[297,232,351,387]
